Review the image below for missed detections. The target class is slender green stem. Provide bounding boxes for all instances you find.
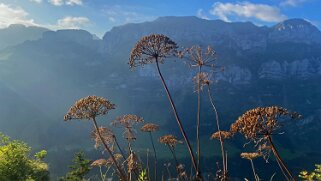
[92,118,127,181]
[149,132,158,181]
[155,59,201,179]
[207,85,227,180]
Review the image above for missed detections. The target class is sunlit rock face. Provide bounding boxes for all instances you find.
[268,19,321,44]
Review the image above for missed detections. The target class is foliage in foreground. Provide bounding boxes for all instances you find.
[59,152,91,181]
[299,164,321,181]
[0,133,49,181]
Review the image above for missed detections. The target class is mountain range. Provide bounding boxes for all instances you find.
[0,16,321,177]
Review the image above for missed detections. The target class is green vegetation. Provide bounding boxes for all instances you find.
[0,133,49,181]
[299,164,321,181]
[59,152,91,181]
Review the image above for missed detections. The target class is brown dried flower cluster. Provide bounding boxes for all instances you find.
[127,152,141,172]
[159,135,182,147]
[129,34,178,68]
[112,114,144,141]
[64,96,115,121]
[193,72,211,92]
[210,131,232,140]
[106,153,123,166]
[240,152,261,160]
[140,123,160,132]
[230,106,299,140]
[91,127,115,149]
[91,159,108,167]
[182,45,217,68]
[112,114,144,128]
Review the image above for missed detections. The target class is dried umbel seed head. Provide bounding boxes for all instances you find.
[240,152,261,160]
[91,159,108,167]
[210,131,232,140]
[64,96,115,121]
[111,114,144,128]
[193,72,211,92]
[127,152,141,172]
[182,45,216,68]
[141,123,160,132]
[91,127,115,149]
[129,34,178,68]
[230,106,300,140]
[159,134,183,147]
[105,153,123,167]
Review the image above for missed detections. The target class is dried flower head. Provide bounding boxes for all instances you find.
[210,131,232,140]
[230,106,299,139]
[112,114,143,141]
[104,153,123,167]
[140,123,160,132]
[64,96,115,121]
[129,34,178,68]
[159,134,182,147]
[230,106,300,159]
[240,152,261,160]
[111,114,144,128]
[193,72,211,92]
[182,45,217,68]
[127,152,141,172]
[91,127,115,149]
[91,159,108,167]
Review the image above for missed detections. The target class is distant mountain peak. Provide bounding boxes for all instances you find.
[273,18,319,32]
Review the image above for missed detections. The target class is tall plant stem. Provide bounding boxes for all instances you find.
[168,145,180,178]
[147,149,150,181]
[207,85,227,180]
[155,59,201,179]
[114,136,126,160]
[196,66,202,172]
[92,118,127,181]
[267,135,295,181]
[249,159,259,181]
[149,132,158,181]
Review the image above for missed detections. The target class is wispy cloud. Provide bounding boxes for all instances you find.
[280,0,307,7]
[102,5,155,24]
[56,16,89,29]
[29,0,43,3]
[0,3,38,28]
[210,2,287,23]
[196,9,209,20]
[48,0,82,6]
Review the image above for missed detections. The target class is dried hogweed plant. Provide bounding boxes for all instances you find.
[159,134,186,180]
[64,96,127,181]
[240,152,261,181]
[182,46,217,173]
[230,106,300,181]
[91,158,112,181]
[141,123,160,181]
[210,130,231,180]
[129,34,200,179]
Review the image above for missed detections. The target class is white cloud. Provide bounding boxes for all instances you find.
[0,3,38,28]
[30,0,42,3]
[49,0,82,6]
[56,16,90,29]
[66,0,82,6]
[49,0,63,6]
[103,5,155,24]
[280,0,307,7]
[210,2,287,23]
[196,9,209,20]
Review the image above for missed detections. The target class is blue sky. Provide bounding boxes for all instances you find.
[0,0,320,37]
